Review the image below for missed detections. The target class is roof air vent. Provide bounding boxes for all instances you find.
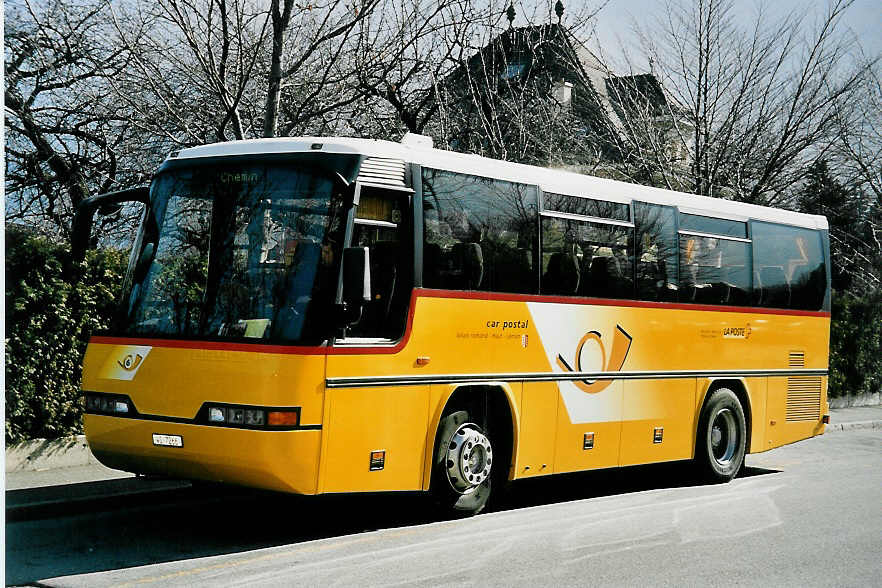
[357,157,407,188]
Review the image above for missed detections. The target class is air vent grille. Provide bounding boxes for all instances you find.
[786,376,821,421]
[788,351,805,368]
[357,157,406,188]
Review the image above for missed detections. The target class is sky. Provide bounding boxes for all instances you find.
[588,0,881,70]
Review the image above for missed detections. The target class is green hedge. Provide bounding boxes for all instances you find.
[828,290,882,399]
[4,226,128,444]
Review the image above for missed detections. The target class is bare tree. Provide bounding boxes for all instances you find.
[108,0,271,145]
[383,2,609,166]
[109,0,383,142]
[621,0,872,205]
[834,62,882,201]
[5,0,139,238]
[264,0,378,137]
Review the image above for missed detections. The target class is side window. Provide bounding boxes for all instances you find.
[346,186,412,339]
[679,235,751,305]
[751,222,826,310]
[540,211,634,299]
[422,168,539,294]
[544,193,630,221]
[634,202,678,302]
[679,213,748,238]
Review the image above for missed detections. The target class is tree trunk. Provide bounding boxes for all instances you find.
[263,0,292,138]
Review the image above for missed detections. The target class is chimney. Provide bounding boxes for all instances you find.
[552,80,573,107]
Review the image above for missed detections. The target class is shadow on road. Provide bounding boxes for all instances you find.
[496,462,779,511]
[6,463,779,584]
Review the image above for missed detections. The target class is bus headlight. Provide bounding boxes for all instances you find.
[85,393,132,415]
[202,403,298,429]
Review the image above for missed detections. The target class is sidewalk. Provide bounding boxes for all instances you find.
[823,405,882,432]
[5,405,880,520]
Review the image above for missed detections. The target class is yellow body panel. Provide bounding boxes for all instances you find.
[743,377,769,453]
[321,385,430,493]
[81,292,829,496]
[82,344,326,424]
[554,411,623,473]
[516,382,558,477]
[84,415,321,494]
[620,378,696,466]
[765,375,828,449]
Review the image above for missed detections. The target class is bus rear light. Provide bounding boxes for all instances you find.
[208,407,226,422]
[267,411,299,426]
[245,409,265,426]
[822,414,830,424]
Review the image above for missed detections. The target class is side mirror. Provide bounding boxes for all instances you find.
[341,246,371,324]
[72,186,150,261]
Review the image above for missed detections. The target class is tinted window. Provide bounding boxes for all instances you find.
[751,222,826,310]
[680,213,747,239]
[123,164,345,344]
[541,216,634,299]
[347,187,411,339]
[422,169,539,293]
[544,193,630,221]
[679,235,751,305]
[634,202,678,302]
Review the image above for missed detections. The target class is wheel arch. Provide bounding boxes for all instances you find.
[422,383,520,491]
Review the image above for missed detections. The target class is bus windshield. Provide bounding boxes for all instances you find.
[119,162,347,344]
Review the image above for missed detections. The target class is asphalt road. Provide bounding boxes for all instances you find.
[6,428,881,587]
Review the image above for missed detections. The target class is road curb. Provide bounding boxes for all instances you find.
[5,435,98,473]
[824,420,882,432]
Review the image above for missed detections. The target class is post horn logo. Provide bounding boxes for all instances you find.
[556,325,633,394]
[118,353,144,371]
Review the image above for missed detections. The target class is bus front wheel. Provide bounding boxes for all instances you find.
[430,410,493,516]
[695,388,746,482]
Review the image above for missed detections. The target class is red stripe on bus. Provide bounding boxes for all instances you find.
[88,288,829,354]
[89,290,421,355]
[87,336,328,355]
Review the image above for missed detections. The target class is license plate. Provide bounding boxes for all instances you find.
[152,433,183,448]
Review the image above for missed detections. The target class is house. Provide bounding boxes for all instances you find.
[437,22,692,171]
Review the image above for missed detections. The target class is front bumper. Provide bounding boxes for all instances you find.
[85,414,322,494]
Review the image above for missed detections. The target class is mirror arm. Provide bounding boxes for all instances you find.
[71,186,150,261]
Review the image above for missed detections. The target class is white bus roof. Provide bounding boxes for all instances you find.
[172,137,828,231]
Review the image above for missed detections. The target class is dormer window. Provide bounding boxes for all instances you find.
[500,61,527,81]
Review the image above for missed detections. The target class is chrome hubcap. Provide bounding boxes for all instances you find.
[445,424,492,493]
[711,408,738,465]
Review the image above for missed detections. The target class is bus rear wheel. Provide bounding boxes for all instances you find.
[430,410,493,516]
[695,388,746,483]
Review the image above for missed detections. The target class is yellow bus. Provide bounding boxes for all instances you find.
[76,135,831,515]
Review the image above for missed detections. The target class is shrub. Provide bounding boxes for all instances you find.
[828,289,882,399]
[5,226,127,444]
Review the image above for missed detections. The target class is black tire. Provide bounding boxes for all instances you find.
[430,410,494,516]
[694,388,747,483]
